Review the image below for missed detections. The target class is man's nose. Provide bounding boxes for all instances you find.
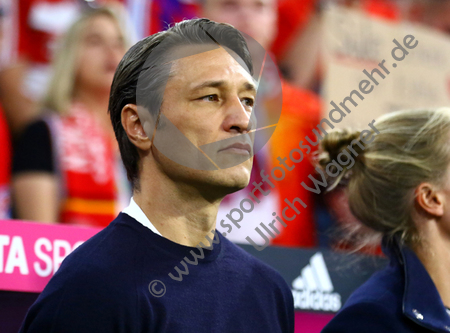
[222,97,255,133]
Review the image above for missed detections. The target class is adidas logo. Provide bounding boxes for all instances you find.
[291,252,342,312]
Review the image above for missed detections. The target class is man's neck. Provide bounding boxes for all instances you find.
[133,180,222,248]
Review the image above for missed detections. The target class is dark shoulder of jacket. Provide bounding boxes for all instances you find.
[321,301,411,333]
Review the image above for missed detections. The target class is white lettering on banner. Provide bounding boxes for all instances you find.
[0,234,85,278]
[53,240,71,274]
[0,235,10,273]
[34,238,53,277]
[33,238,85,276]
[4,236,29,275]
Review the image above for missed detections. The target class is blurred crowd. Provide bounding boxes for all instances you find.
[1,0,450,251]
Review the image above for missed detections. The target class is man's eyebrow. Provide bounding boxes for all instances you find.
[191,80,226,91]
[190,80,257,94]
[242,81,257,95]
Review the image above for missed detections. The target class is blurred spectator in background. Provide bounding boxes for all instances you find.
[419,0,450,35]
[277,0,403,91]
[1,0,128,136]
[201,0,322,247]
[0,0,35,137]
[0,109,10,219]
[11,7,130,226]
[127,0,199,40]
[270,0,318,64]
[279,0,450,92]
[0,0,21,219]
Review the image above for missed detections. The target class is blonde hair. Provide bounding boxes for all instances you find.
[319,108,450,246]
[42,7,128,114]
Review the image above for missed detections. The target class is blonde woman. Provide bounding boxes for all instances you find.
[12,7,129,227]
[320,108,450,332]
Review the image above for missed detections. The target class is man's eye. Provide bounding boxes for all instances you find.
[201,95,219,102]
[242,98,254,107]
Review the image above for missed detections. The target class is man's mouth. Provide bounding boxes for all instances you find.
[218,142,253,155]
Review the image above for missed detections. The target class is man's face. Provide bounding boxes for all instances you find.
[152,46,256,194]
[202,0,277,50]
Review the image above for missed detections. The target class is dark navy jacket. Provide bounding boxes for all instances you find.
[322,237,450,333]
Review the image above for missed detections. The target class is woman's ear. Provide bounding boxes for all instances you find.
[121,104,151,151]
[415,183,445,217]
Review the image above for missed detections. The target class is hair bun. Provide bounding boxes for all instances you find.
[318,129,362,168]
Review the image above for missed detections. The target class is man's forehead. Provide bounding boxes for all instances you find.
[169,46,254,86]
[164,43,220,64]
[170,44,250,70]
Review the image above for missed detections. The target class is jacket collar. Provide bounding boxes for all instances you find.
[382,236,450,332]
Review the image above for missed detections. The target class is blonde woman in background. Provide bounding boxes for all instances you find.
[12,7,129,227]
[320,108,450,332]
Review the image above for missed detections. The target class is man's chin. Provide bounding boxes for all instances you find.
[194,164,252,198]
[205,174,250,198]
[221,175,251,194]
[227,181,249,193]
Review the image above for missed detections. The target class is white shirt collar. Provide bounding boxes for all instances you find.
[122,197,162,236]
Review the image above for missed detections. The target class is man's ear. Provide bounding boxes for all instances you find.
[121,104,151,151]
[415,183,445,217]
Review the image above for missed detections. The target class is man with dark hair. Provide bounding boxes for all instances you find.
[19,18,294,333]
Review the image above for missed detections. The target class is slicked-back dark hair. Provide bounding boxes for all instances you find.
[108,18,253,190]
